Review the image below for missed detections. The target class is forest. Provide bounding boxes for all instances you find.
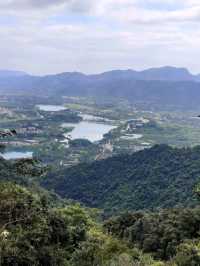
[1,146,200,265]
[42,144,200,215]
[2,0,200,264]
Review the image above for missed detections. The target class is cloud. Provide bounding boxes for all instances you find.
[0,0,96,12]
[0,0,200,74]
[101,0,200,25]
[1,0,200,23]
[114,6,200,24]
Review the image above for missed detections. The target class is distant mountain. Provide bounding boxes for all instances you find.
[1,66,200,110]
[42,145,200,214]
[139,66,195,81]
[96,66,197,81]
[0,70,28,78]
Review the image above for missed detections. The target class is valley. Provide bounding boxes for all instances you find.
[2,0,200,263]
[2,76,200,265]
[1,94,200,168]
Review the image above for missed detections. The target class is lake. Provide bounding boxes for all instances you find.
[36,105,67,111]
[36,105,116,142]
[62,119,116,142]
[120,134,143,140]
[0,151,33,160]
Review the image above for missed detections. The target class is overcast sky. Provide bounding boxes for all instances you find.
[0,0,200,75]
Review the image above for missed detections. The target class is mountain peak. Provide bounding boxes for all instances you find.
[140,66,193,81]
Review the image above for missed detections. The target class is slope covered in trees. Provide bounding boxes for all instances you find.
[2,141,200,264]
[0,156,160,265]
[0,157,45,186]
[43,145,200,214]
[2,170,200,265]
[104,208,200,262]
[0,176,163,265]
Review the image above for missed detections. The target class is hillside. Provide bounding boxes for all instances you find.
[0,156,166,265]
[0,157,44,184]
[43,145,200,214]
[2,182,200,266]
[1,67,200,109]
[2,149,200,265]
[104,207,200,262]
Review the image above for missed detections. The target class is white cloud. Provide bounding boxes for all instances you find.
[0,0,200,74]
[0,0,98,13]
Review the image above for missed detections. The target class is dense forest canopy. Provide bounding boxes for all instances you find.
[0,163,164,266]
[42,144,200,215]
[1,159,200,265]
[104,208,200,260]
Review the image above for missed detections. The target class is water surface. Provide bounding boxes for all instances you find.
[36,105,67,111]
[62,120,115,142]
[1,151,33,160]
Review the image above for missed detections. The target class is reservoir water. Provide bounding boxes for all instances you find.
[62,112,116,142]
[36,105,67,111]
[35,104,116,142]
[62,121,115,142]
[1,151,33,160]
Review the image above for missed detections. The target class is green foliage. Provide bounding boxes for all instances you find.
[0,156,43,184]
[13,158,46,178]
[69,231,160,266]
[69,138,93,148]
[3,140,200,265]
[0,183,89,265]
[104,208,200,261]
[43,145,200,214]
[0,182,162,266]
[172,240,200,266]
[39,109,82,123]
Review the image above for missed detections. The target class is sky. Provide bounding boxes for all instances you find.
[0,0,200,75]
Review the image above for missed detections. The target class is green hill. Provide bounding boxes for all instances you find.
[43,145,200,214]
[2,144,200,264]
[104,207,200,262]
[0,162,161,266]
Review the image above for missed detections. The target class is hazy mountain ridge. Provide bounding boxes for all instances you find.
[0,70,28,78]
[1,66,200,109]
[1,66,198,81]
[94,66,199,81]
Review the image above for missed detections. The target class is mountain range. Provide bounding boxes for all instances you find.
[0,70,28,78]
[1,66,200,81]
[1,66,200,109]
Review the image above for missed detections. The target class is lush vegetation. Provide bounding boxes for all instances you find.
[2,141,200,265]
[105,208,200,262]
[2,178,200,265]
[0,157,44,185]
[0,181,162,265]
[0,158,157,265]
[43,144,200,215]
